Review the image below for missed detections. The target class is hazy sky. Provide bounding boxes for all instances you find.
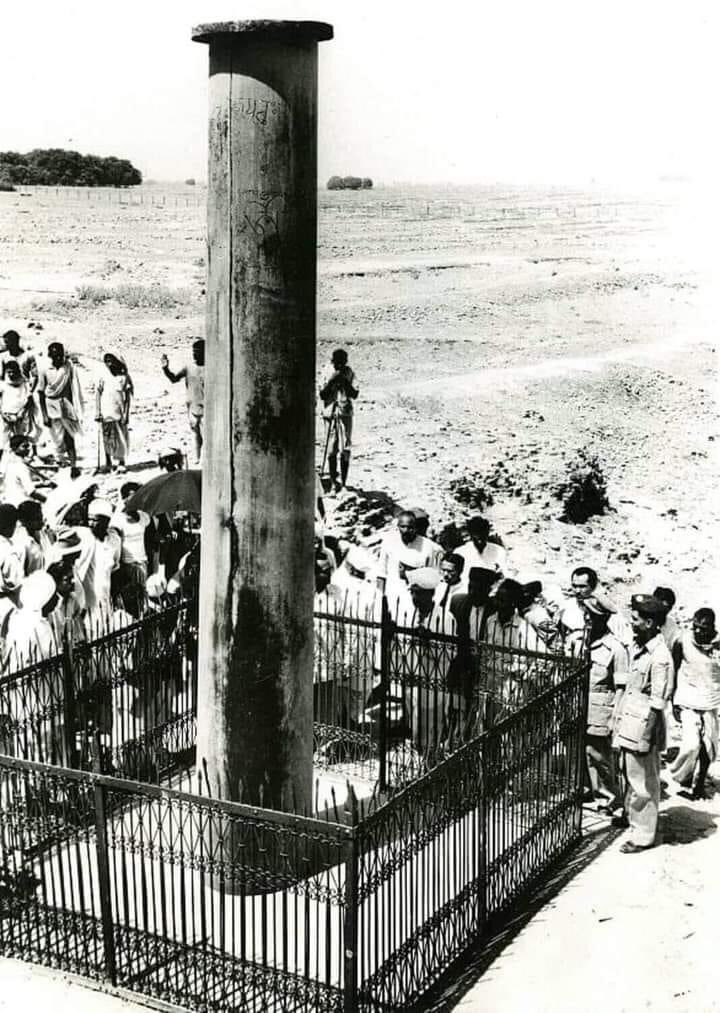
[1,1,717,185]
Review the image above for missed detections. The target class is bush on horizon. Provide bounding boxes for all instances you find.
[327,175,373,190]
[554,450,610,523]
[0,149,141,187]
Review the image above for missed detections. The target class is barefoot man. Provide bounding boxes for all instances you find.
[160,339,205,464]
[319,348,358,493]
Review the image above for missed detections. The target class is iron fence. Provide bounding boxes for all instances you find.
[0,599,198,788]
[0,597,588,1010]
[0,653,586,1011]
[352,665,586,1008]
[314,595,582,791]
[1,594,581,798]
[0,755,351,1012]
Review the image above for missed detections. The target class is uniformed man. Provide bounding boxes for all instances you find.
[582,594,629,812]
[612,594,674,853]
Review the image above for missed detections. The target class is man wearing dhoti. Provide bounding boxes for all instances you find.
[669,608,720,799]
[36,342,84,469]
[96,353,133,473]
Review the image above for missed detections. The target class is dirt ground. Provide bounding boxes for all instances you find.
[0,181,717,1010]
[0,181,715,619]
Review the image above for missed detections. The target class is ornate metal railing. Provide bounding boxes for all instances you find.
[0,596,589,1010]
[0,600,198,785]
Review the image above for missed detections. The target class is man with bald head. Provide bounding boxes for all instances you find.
[378,510,442,612]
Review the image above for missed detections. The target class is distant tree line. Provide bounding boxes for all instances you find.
[0,149,142,187]
[327,175,373,190]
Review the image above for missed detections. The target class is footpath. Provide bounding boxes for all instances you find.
[1,774,719,1013]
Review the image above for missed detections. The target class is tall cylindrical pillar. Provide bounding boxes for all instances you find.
[193,20,333,812]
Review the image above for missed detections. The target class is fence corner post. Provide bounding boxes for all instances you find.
[379,595,393,794]
[61,631,78,769]
[92,756,117,986]
[343,792,360,1011]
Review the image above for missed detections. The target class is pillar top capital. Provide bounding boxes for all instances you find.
[192,20,333,45]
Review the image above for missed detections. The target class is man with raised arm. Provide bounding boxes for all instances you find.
[160,339,205,465]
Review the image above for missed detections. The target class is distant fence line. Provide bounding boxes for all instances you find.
[17,186,206,209]
[12,185,628,222]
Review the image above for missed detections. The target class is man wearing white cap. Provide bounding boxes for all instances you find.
[4,571,59,666]
[2,571,61,760]
[396,567,456,758]
[326,544,382,730]
[75,498,121,635]
[330,545,377,605]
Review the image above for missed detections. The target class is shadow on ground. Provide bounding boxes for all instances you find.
[659,804,718,846]
[415,819,623,1013]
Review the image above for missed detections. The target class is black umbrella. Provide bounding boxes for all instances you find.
[125,469,202,516]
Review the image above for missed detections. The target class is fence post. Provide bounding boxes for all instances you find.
[61,631,78,769]
[378,595,393,794]
[343,793,359,1011]
[92,737,117,985]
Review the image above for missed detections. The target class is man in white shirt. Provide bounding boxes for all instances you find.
[13,499,54,575]
[160,339,205,464]
[3,571,61,760]
[111,481,151,593]
[559,565,632,650]
[484,579,541,707]
[0,435,40,507]
[395,567,456,758]
[378,511,442,612]
[456,516,507,576]
[74,498,121,636]
[433,552,466,612]
[4,571,59,666]
[0,504,23,628]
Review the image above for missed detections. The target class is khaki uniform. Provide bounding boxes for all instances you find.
[614,633,674,847]
[586,632,628,807]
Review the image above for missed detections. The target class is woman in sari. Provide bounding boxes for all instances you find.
[95,353,133,473]
[36,342,84,469]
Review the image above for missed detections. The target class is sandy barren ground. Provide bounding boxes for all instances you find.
[0,181,715,621]
[0,178,717,1013]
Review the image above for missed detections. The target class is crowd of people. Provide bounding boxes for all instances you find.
[0,330,716,854]
[315,505,720,853]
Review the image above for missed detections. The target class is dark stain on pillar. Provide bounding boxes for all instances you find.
[244,374,294,454]
[226,583,288,808]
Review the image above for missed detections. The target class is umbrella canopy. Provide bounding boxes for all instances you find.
[125,469,202,516]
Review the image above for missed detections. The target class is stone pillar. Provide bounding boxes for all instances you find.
[193,20,333,813]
